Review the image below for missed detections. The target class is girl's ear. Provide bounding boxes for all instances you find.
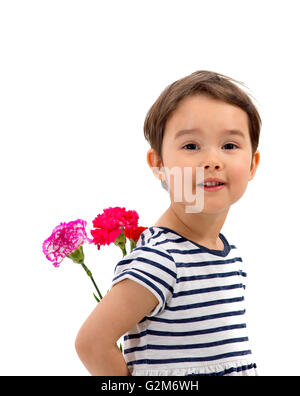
[147,149,164,180]
[249,150,260,181]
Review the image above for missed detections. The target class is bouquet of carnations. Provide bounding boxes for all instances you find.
[42,206,147,351]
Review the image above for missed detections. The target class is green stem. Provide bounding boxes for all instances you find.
[81,262,103,300]
[121,246,127,257]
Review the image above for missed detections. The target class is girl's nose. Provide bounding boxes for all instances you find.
[200,150,222,170]
[204,164,220,169]
[204,162,221,169]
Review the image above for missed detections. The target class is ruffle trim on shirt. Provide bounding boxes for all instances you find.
[130,360,258,376]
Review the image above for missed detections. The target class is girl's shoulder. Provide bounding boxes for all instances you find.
[111,228,178,317]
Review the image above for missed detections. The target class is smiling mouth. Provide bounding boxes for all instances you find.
[197,183,226,191]
[199,182,225,186]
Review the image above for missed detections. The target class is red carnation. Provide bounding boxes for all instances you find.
[124,226,148,242]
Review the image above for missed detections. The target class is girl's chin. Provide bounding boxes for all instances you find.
[172,201,230,215]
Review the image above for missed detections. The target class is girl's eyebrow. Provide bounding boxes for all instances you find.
[174,128,246,140]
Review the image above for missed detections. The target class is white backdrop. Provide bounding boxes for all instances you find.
[1,0,299,376]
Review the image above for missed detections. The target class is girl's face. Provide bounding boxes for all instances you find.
[150,94,260,215]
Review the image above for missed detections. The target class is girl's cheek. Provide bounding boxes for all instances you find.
[228,165,250,191]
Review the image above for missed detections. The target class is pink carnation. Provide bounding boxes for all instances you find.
[92,207,139,229]
[90,207,139,249]
[42,219,92,267]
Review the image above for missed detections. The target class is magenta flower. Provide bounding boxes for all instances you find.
[42,219,93,268]
[90,206,139,250]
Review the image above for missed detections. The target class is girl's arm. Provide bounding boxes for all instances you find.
[74,278,159,376]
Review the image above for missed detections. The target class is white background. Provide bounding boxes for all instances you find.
[0,0,299,376]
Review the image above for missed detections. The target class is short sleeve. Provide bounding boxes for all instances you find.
[110,245,177,317]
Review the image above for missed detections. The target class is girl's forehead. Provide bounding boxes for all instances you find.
[165,96,249,136]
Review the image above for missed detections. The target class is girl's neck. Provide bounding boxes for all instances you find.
[153,205,229,250]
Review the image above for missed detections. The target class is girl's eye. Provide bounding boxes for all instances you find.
[223,143,238,150]
[182,143,199,150]
[183,143,238,151]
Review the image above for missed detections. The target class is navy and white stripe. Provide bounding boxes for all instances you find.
[111,226,257,376]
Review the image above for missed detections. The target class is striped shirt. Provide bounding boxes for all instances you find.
[111,226,258,376]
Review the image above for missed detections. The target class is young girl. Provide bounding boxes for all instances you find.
[75,70,261,376]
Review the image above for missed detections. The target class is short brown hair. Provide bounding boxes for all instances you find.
[143,70,262,163]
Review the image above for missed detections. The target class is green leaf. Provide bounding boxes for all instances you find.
[93,293,100,303]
